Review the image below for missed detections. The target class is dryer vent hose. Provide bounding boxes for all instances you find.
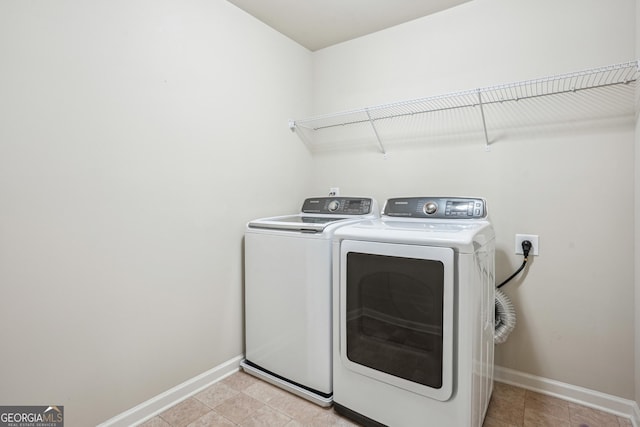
[494,288,516,344]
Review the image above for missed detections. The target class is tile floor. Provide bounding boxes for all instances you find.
[140,371,634,427]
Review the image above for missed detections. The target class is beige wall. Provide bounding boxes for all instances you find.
[634,0,640,412]
[0,1,312,425]
[310,0,637,399]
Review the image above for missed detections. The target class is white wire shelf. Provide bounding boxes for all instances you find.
[290,60,639,153]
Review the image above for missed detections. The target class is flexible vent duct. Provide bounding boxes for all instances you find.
[494,288,516,344]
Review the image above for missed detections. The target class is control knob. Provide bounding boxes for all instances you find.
[328,200,340,212]
[423,202,437,215]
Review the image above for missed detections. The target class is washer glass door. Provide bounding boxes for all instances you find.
[339,240,454,401]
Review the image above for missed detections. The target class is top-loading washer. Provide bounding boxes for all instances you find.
[332,196,495,426]
[241,196,379,406]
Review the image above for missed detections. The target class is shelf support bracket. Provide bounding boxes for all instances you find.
[365,108,387,155]
[477,89,491,150]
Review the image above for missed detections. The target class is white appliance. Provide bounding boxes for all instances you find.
[332,197,495,426]
[241,196,379,406]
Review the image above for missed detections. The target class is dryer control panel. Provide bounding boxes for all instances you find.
[383,197,486,219]
[301,197,374,215]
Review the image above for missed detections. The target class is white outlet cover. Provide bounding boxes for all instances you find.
[515,234,539,256]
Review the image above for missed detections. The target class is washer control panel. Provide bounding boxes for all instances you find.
[301,197,374,215]
[383,197,486,219]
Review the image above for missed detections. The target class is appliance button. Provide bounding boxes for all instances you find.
[424,202,438,215]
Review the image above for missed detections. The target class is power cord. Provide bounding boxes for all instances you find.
[497,240,532,289]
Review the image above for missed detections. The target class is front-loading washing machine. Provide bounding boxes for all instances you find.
[332,197,495,426]
[241,196,379,406]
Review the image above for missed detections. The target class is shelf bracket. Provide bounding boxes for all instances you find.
[477,89,490,150]
[365,108,387,154]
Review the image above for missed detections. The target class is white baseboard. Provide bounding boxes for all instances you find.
[97,355,244,427]
[494,365,640,427]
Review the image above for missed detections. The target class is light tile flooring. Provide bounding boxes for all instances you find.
[140,371,633,427]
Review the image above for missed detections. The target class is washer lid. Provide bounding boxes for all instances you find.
[248,214,349,232]
[248,196,379,232]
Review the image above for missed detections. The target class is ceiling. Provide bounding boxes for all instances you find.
[226,0,471,51]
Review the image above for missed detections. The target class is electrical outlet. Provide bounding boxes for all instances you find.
[329,187,340,196]
[515,234,539,256]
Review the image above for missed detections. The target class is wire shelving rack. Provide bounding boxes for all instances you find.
[289,60,640,153]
